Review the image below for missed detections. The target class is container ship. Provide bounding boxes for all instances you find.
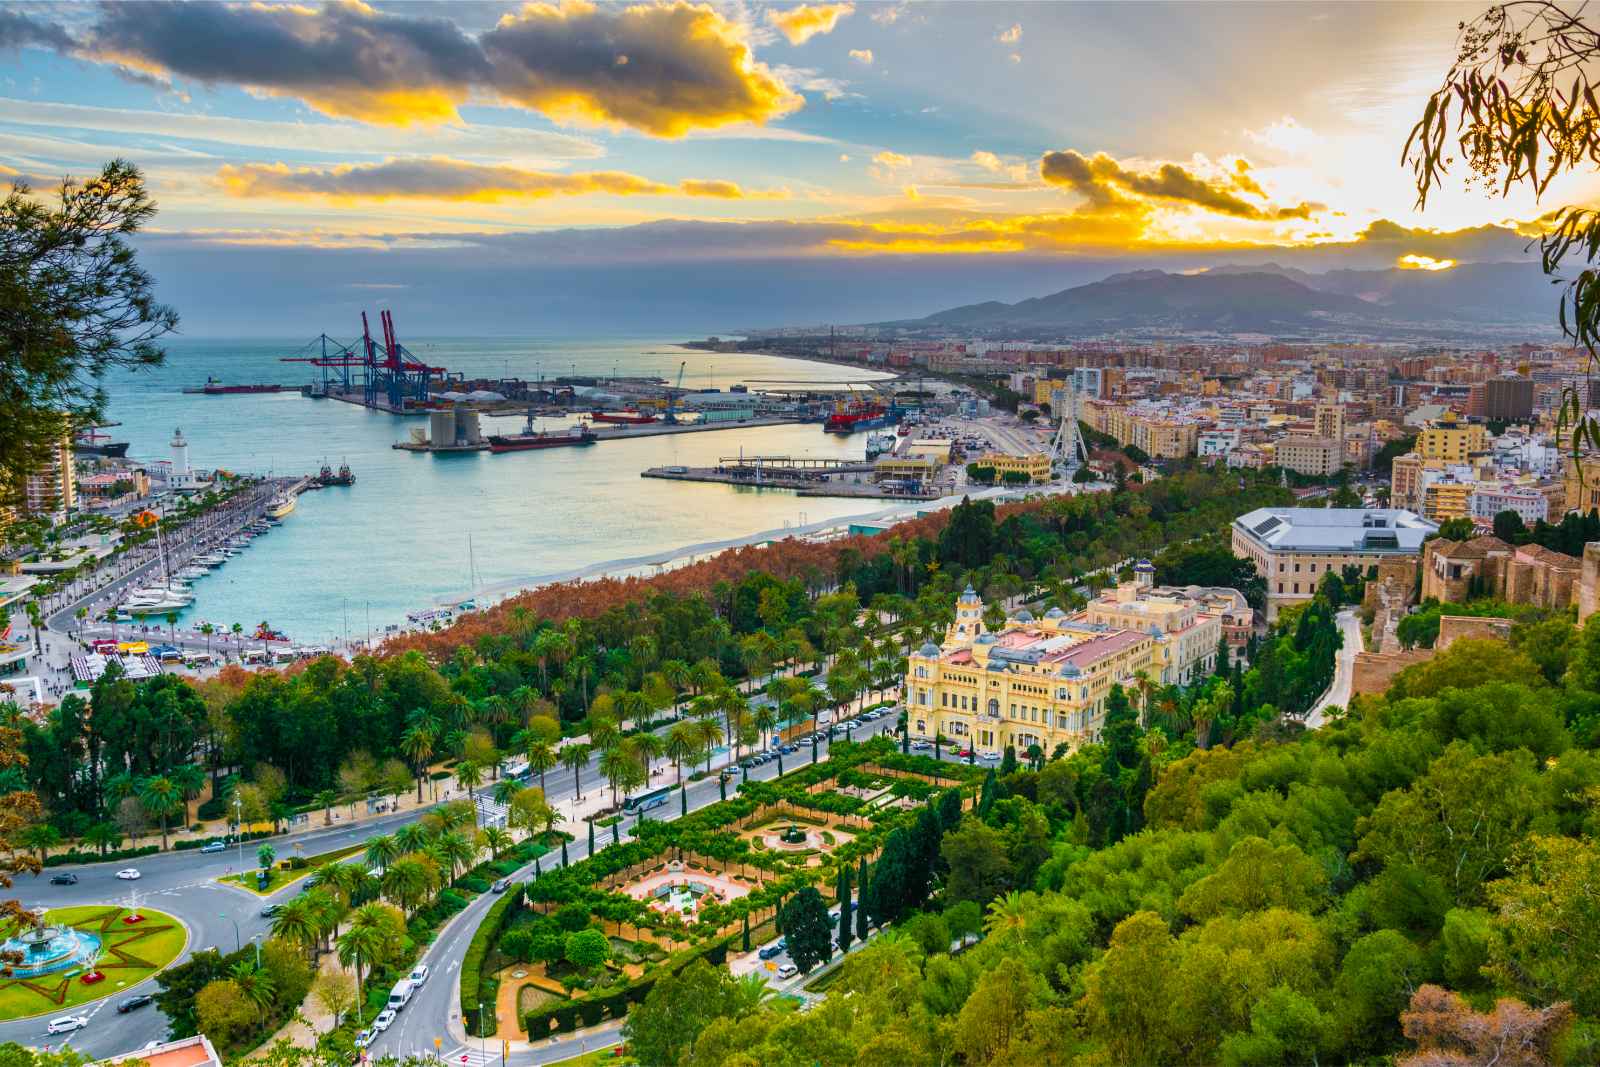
[489,416,598,453]
[824,400,900,434]
[183,377,290,395]
[589,409,657,425]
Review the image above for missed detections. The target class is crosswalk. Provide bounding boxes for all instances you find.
[435,1046,498,1066]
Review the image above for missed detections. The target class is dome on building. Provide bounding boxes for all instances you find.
[958,584,980,604]
[918,642,941,658]
[1044,607,1066,619]
[1013,609,1034,623]
[1059,663,1082,678]
[975,633,998,645]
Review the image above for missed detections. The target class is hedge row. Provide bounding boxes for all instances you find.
[461,885,523,1038]
[520,934,733,1038]
[173,829,274,851]
[44,844,159,867]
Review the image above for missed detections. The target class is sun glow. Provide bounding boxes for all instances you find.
[1397,253,1456,271]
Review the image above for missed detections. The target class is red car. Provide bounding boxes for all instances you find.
[958,749,973,758]
[80,972,104,985]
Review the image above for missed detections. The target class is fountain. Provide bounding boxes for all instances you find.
[1,919,101,978]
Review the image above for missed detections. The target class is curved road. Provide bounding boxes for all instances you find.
[9,711,898,1061]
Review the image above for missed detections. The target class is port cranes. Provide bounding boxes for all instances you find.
[280,309,448,411]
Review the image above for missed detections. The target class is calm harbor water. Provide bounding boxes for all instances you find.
[101,336,893,644]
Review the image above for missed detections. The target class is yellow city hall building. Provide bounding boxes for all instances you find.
[904,585,1181,756]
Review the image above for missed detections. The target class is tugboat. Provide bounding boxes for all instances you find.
[315,462,355,486]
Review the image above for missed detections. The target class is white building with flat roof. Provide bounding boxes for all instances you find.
[1231,507,1436,619]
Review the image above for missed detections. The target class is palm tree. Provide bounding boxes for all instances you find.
[165,610,178,645]
[661,659,692,717]
[693,718,724,774]
[984,890,1031,940]
[394,823,430,854]
[83,822,122,856]
[363,834,400,871]
[526,740,558,795]
[752,703,779,751]
[138,776,182,850]
[399,721,437,803]
[172,764,205,826]
[492,778,521,808]
[480,825,512,860]
[560,743,591,799]
[664,722,696,784]
[19,824,59,864]
[381,855,437,917]
[436,830,477,879]
[587,711,620,753]
[455,759,483,803]
[627,731,664,782]
[731,971,779,1016]
[198,621,214,653]
[314,789,339,827]
[271,895,321,960]
[598,744,635,808]
[337,903,402,1024]
[230,960,277,1012]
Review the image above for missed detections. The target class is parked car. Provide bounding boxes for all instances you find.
[49,873,78,886]
[956,749,973,759]
[373,1009,396,1033]
[978,751,1000,763]
[115,868,141,880]
[116,994,152,1014]
[910,740,932,751]
[408,964,429,985]
[777,963,799,979]
[260,904,280,918]
[46,1015,88,1035]
[353,1029,375,1049]
[757,940,786,960]
[491,879,510,894]
[199,841,226,854]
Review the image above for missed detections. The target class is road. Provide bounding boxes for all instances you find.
[374,711,899,1067]
[1306,608,1362,729]
[11,709,900,1061]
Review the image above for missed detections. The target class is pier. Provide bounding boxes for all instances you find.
[641,456,936,500]
[392,414,808,452]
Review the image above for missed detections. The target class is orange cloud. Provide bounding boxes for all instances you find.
[766,3,855,45]
[1040,149,1320,222]
[485,1,801,136]
[217,157,768,202]
[75,0,800,136]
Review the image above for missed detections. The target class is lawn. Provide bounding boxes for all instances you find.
[0,905,187,1021]
[547,1044,630,1067]
[217,842,366,896]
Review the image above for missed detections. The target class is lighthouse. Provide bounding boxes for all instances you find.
[169,427,205,492]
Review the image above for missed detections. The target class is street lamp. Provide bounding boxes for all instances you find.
[221,912,240,953]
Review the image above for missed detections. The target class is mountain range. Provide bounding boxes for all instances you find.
[909,261,1561,338]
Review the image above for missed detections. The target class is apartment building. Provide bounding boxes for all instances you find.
[1565,455,1600,515]
[1083,399,1200,459]
[1231,507,1436,619]
[1275,435,1344,476]
[1417,412,1487,464]
[1314,402,1346,442]
[22,435,75,520]
[976,451,1053,483]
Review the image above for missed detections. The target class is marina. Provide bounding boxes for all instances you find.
[90,337,898,643]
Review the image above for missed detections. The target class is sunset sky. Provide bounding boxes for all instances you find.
[0,0,1574,332]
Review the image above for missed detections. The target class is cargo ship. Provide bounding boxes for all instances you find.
[824,400,900,434]
[488,416,598,453]
[183,377,290,395]
[73,428,129,458]
[866,431,897,459]
[589,409,657,425]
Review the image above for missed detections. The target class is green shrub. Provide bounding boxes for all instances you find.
[456,875,491,894]
[554,1005,579,1032]
[577,1000,605,1027]
[461,886,521,1037]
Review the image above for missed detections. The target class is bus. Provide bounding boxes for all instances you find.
[622,785,673,815]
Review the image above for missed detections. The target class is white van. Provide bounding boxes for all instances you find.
[386,979,414,1012]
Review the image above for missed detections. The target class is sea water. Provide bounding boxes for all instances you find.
[99,336,894,644]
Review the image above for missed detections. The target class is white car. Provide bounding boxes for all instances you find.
[373,1009,396,1033]
[408,964,429,985]
[46,1015,88,1035]
[115,868,141,880]
[776,963,798,979]
[354,1029,375,1049]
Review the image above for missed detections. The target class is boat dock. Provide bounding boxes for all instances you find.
[393,415,808,452]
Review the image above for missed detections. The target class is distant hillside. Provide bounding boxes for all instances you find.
[910,261,1556,337]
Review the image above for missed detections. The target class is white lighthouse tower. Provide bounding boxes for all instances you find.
[169,427,206,493]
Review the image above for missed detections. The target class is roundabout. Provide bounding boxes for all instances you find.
[0,905,187,1020]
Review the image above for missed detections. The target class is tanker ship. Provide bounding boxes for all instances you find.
[589,409,657,425]
[824,399,901,434]
[489,414,598,453]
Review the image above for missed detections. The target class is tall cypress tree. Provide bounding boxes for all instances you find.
[856,856,870,940]
[836,863,853,954]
